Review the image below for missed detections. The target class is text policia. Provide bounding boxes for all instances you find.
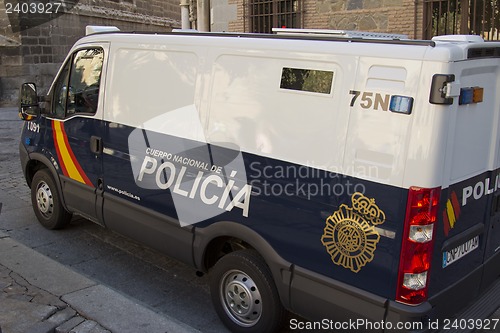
[136,155,252,218]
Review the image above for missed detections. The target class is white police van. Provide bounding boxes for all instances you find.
[19,26,500,332]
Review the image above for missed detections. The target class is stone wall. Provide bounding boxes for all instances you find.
[227,0,245,32]
[307,0,420,37]
[211,0,237,32]
[0,0,181,107]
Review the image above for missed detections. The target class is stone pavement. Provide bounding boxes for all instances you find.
[0,253,109,333]
[0,107,200,333]
[0,226,200,333]
[0,228,203,333]
[0,194,109,332]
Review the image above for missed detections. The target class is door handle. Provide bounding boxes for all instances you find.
[90,136,102,154]
[492,195,500,216]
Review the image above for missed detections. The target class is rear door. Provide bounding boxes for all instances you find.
[430,48,500,310]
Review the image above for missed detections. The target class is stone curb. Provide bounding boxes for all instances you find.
[0,230,200,333]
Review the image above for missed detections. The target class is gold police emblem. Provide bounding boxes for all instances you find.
[321,192,386,273]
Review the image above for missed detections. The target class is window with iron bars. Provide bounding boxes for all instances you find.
[423,0,500,40]
[246,0,303,33]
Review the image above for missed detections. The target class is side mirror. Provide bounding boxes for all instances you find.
[19,83,40,120]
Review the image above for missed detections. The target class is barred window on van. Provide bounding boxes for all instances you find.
[280,68,334,94]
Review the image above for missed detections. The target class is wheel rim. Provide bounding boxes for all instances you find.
[36,181,54,219]
[219,269,262,327]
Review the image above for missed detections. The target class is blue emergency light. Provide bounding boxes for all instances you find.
[459,87,483,105]
[390,95,414,114]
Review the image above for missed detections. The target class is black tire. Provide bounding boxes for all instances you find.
[210,249,286,333]
[31,169,72,229]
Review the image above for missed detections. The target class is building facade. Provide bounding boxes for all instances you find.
[3,0,499,106]
[213,0,500,41]
[214,0,423,38]
[0,0,181,106]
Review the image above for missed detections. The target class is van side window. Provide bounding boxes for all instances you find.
[51,48,104,118]
[67,48,104,115]
[280,67,334,94]
[52,61,71,118]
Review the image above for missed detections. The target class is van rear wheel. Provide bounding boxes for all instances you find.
[209,250,286,333]
[31,169,72,229]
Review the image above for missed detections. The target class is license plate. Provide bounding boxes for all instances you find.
[442,235,479,268]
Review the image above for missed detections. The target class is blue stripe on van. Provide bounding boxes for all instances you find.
[24,115,500,303]
[101,121,407,299]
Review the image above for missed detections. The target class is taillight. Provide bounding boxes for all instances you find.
[396,186,441,305]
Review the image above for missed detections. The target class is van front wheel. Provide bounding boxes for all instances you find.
[210,250,286,333]
[31,169,72,229]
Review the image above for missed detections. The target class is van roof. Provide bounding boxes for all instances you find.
[84,25,433,47]
[78,29,500,62]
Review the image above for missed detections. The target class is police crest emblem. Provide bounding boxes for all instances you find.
[321,192,386,273]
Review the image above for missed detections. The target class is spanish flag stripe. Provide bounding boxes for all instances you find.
[443,210,450,236]
[54,121,84,183]
[52,121,68,177]
[58,123,94,187]
[52,121,93,187]
[446,200,456,228]
[451,191,461,216]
